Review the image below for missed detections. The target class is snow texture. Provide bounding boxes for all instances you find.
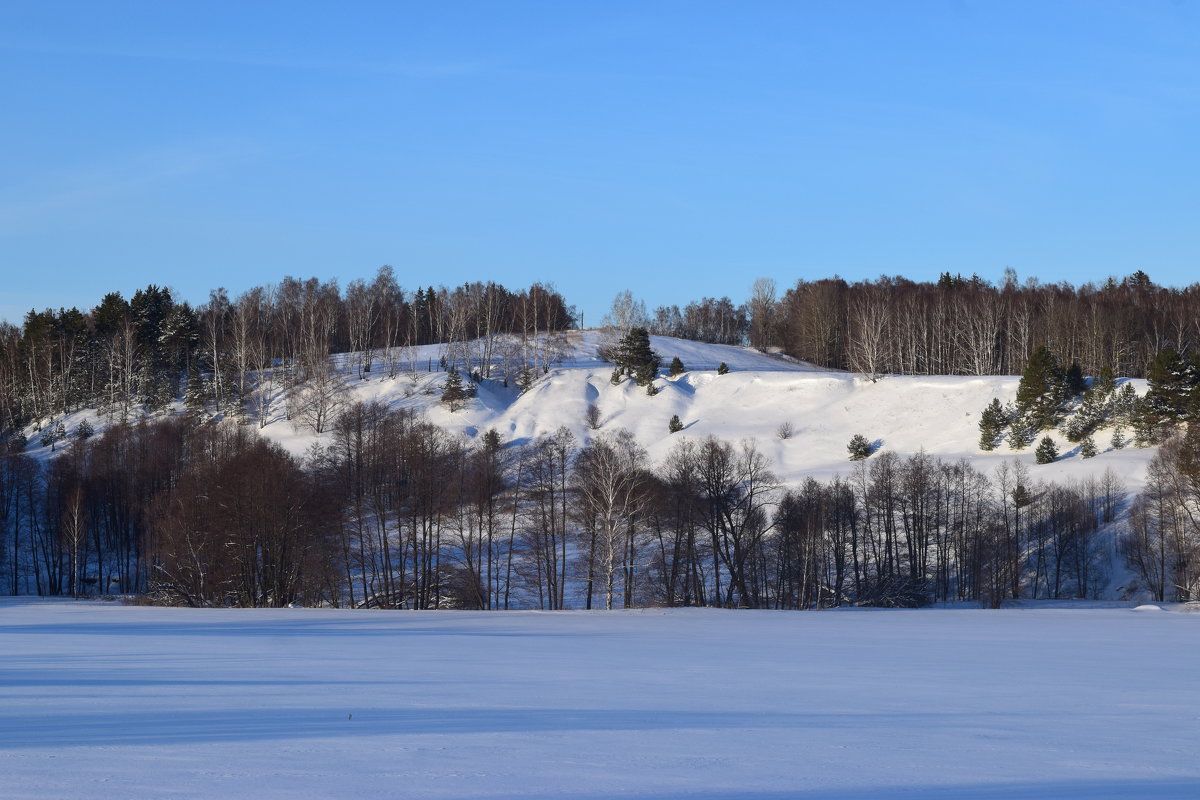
[2,599,1197,799]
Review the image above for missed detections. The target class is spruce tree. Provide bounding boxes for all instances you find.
[1034,435,1059,464]
[717,362,729,375]
[668,356,685,377]
[978,398,1006,451]
[441,367,470,412]
[668,414,683,433]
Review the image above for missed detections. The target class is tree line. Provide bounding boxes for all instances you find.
[1,403,1158,607]
[0,270,573,438]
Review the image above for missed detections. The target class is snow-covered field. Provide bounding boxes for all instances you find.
[3,599,1197,799]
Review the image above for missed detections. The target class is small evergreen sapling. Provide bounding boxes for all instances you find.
[717,362,729,375]
[978,398,1006,451]
[668,414,684,434]
[1035,435,1059,464]
[847,434,873,461]
[668,356,685,377]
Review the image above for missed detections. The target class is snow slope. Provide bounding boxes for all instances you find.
[2,599,1197,799]
[254,331,1153,493]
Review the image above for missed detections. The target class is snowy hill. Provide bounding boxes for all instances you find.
[248,331,1152,493]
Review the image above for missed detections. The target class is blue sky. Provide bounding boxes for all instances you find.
[2,1,1198,327]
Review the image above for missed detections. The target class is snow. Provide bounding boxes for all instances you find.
[252,332,1155,493]
[2,600,1197,798]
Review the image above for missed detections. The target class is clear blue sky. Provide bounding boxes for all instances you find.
[2,1,1198,327]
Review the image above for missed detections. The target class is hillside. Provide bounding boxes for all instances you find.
[238,331,1154,493]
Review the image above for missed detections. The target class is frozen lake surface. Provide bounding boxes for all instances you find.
[2,599,1197,799]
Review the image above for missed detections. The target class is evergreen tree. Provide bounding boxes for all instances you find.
[184,366,209,417]
[1016,345,1068,431]
[516,365,537,394]
[1034,435,1059,464]
[75,419,94,441]
[978,397,1006,451]
[668,356,685,377]
[717,362,729,375]
[847,434,872,461]
[1110,424,1126,450]
[613,327,661,387]
[1065,361,1086,396]
[1135,349,1197,441]
[441,367,470,412]
[668,414,683,433]
[1079,436,1098,458]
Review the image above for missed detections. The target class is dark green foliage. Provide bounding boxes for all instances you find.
[668,356,685,377]
[609,368,622,387]
[978,398,1006,451]
[1065,361,1085,396]
[1094,365,1117,398]
[1034,435,1059,464]
[716,362,729,375]
[441,368,471,411]
[75,419,94,440]
[1134,349,1199,442]
[847,434,873,461]
[1110,424,1126,450]
[184,367,209,416]
[517,366,537,394]
[1079,436,1097,459]
[1016,346,1068,431]
[668,414,683,433]
[613,327,661,387]
[1007,414,1033,450]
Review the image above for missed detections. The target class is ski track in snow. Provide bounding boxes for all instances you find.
[1,599,1197,799]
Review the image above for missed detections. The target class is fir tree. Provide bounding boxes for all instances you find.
[1016,345,1068,431]
[668,414,683,434]
[1034,435,1059,464]
[75,419,94,441]
[978,398,1006,451]
[668,356,685,377]
[716,362,729,375]
[1079,436,1098,458]
[441,367,470,412]
[847,434,873,461]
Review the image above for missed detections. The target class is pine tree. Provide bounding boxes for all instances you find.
[1065,361,1086,396]
[613,327,660,387]
[847,434,872,461]
[1035,435,1059,464]
[1079,436,1098,458]
[441,367,470,412]
[668,356,685,377]
[516,365,537,394]
[668,414,683,433]
[1016,345,1067,431]
[1110,424,1126,450]
[184,366,209,417]
[978,398,1006,451]
[716,362,729,375]
[75,419,94,441]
